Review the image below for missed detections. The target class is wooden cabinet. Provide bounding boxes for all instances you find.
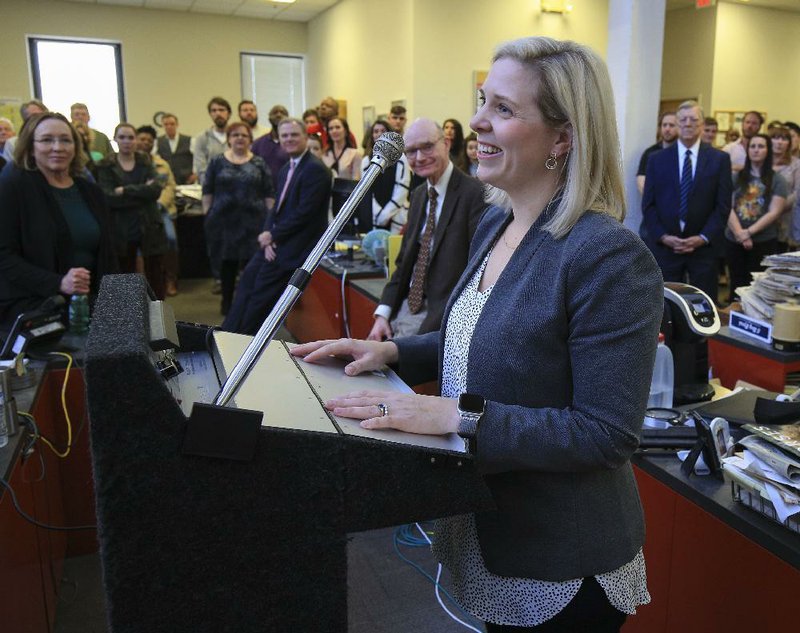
[0,366,98,633]
[624,465,800,632]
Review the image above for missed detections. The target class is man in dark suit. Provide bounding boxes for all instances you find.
[222,118,331,335]
[643,100,732,301]
[367,118,487,340]
[157,113,195,185]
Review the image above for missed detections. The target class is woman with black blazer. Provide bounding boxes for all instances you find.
[96,123,168,299]
[0,112,117,330]
[293,37,662,632]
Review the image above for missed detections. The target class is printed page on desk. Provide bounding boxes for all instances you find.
[286,342,466,453]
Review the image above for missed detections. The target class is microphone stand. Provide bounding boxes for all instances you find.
[214,134,404,407]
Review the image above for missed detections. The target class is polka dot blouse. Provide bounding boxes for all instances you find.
[435,251,651,627]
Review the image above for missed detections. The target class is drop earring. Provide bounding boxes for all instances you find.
[545,152,558,170]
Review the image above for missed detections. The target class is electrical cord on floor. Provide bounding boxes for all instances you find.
[0,477,96,531]
[393,523,483,632]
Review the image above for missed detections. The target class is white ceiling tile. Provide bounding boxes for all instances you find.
[145,0,194,9]
[98,0,146,6]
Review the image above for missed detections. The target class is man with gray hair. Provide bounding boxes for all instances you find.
[368,118,487,340]
[642,100,732,301]
[2,99,48,163]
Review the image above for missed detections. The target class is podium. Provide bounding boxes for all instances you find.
[84,275,492,633]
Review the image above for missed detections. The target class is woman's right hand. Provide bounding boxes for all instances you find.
[60,268,91,294]
[290,338,399,376]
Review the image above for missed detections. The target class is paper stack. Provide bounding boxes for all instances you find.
[723,423,800,531]
[736,251,800,321]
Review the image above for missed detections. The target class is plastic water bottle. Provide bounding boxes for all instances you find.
[69,294,90,334]
[647,334,674,409]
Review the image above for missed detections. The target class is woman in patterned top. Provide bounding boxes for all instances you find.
[361,119,411,233]
[292,37,662,632]
[725,133,789,302]
[202,121,274,315]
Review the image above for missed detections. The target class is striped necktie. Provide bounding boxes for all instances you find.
[678,149,693,223]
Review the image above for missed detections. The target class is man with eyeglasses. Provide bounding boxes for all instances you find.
[642,100,732,302]
[367,118,487,341]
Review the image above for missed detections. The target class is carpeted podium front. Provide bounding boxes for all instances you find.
[85,274,492,632]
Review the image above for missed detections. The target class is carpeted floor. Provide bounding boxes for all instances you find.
[54,275,484,633]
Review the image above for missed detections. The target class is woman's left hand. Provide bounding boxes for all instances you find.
[326,390,460,436]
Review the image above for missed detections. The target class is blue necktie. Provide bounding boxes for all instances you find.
[678,149,693,223]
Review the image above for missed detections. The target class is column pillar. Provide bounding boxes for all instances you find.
[606,0,667,233]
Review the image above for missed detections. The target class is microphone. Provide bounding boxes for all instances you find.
[369,132,404,172]
[213,132,405,407]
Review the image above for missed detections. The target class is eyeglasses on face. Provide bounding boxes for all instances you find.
[403,137,443,158]
[34,137,75,147]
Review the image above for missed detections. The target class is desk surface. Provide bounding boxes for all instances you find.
[713,325,800,362]
[0,333,86,486]
[351,278,387,304]
[632,452,800,570]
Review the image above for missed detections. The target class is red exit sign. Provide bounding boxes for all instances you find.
[696,0,716,8]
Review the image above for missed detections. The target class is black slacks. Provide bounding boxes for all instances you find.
[220,250,292,335]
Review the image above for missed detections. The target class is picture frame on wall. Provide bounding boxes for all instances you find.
[473,71,488,112]
[362,105,375,134]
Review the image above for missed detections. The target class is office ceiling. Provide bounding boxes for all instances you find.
[667,0,800,13]
[60,0,800,22]
[61,0,341,22]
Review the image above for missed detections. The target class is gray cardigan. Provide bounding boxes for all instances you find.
[395,206,663,582]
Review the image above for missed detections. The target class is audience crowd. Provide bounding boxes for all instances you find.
[1,90,799,334]
[640,105,800,305]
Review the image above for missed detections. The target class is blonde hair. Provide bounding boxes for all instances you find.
[486,37,625,238]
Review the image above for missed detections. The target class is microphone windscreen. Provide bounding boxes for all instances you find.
[372,132,404,167]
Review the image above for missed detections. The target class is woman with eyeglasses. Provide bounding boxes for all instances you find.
[97,123,169,299]
[725,133,789,301]
[202,121,274,316]
[0,112,117,329]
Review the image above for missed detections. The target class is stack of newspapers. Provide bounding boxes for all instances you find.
[722,423,800,533]
[736,252,800,321]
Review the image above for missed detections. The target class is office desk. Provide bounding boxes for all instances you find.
[285,256,385,342]
[624,454,800,632]
[709,326,800,392]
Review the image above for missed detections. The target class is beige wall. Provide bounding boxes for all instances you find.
[661,6,716,113]
[411,0,609,131]
[308,0,609,140]
[307,0,414,140]
[662,3,800,129]
[0,0,307,137]
[711,2,800,124]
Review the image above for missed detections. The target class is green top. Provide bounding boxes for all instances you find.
[51,183,101,270]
